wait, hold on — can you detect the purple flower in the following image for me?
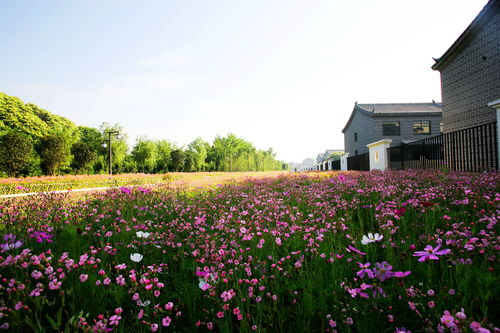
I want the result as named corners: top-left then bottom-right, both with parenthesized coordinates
top-left (356, 262), bottom-right (375, 279)
top-left (374, 262), bottom-right (393, 281)
top-left (0, 234), bottom-right (24, 252)
top-left (413, 244), bottom-right (451, 262)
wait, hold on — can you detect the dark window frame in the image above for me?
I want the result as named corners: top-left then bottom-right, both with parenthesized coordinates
top-left (354, 132), bottom-right (358, 142)
top-left (382, 121), bottom-right (401, 136)
top-left (413, 121), bottom-right (431, 135)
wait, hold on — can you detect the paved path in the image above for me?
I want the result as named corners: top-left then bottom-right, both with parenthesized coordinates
top-left (0, 184), bottom-right (155, 199)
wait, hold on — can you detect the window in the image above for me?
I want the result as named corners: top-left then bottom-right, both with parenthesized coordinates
top-left (382, 121), bottom-right (400, 135)
top-left (354, 132), bottom-right (358, 142)
top-left (440, 121), bottom-right (443, 134)
top-left (355, 150), bottom-right (358, 156)
top-left (413, 121), bottom-right (430, 135)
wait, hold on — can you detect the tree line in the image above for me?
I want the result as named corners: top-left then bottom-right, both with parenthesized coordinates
top-left (0, 92), bottom-right (287, 177)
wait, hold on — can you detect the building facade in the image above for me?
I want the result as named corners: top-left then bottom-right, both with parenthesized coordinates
top-left (432, 0), bottom-right (499, 133)
top-left (342, 103), bottom-right (442, 156)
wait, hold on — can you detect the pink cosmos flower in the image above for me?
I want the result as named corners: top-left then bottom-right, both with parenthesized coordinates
top-left (413, 244), bottom-right (451, 262)
top-left (79, 274), bottom-right (88, 282)
top-left (150, 323), bottom-right (158, 332)
top-left (440, 311), bottom-right (456, 328)
top-left (346, 245), bottom-right (365, 255)
top-left (455, 308), bottom-right (466, 320)
top-left (162, 316), bottom-right (171, 327)
top-left (109, 315), bottom-right (121, 325)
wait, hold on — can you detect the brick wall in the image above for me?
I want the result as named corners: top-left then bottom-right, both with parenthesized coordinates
top-left (343, 111), bottom-right (376, 155)
top-left (440, 10), bottom-right (500, 133)
top-left (373, 114), bottom-right (443, 146)
top-left (344, 112), bottom-right (442, 155)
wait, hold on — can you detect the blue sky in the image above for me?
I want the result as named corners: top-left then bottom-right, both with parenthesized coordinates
top-left (0, 0), bottom-right (488, 162)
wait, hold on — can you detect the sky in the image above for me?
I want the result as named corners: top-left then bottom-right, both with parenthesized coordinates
top-left (0, 0), bottom-right (488, 163)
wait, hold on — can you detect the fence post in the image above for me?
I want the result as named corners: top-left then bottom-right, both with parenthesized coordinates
top-left (340, 153), bottom-right (349, 171)
top-left (366, 139), bottom-right (392, 171)
top-left (487, 99), bottom-right (500, 169)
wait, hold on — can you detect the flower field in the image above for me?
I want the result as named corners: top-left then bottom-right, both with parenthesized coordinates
top-left (0, 172), bottom-right (287, 196)
top-left (0, 170), bottom-right (498, 332)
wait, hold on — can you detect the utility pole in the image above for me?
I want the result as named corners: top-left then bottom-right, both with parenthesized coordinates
top-left (102, 130), bottom-right (120, 176)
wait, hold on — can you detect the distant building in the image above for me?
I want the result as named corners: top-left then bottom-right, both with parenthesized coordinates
top-left (342, 102), bottom-right (442, 156)
top-left (316, 149), bottom-right (343, 170)
top-left (290, 158), bottom-right (316, 172)
top-left (432, 0), bottom-right (499, 133)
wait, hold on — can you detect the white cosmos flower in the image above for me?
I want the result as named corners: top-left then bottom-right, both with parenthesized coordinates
top-left (130, 253), bottom-right (144, 262)
top-left (136, 231), bottom-right (150, 238)
top-left (361, 233), bottom-right (383, 245)
top-left (198, 278), bottom-right (210, 291)
top-left (137, 300), bottom-right (151, 307)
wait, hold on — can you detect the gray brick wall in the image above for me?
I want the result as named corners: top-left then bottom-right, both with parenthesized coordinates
top-left (373, 115), bottom-right (443, 146)
top-left (344, 113), bottom-right (442, 155)
top-left (439, 10), bottom-right (500, 133)
top-left (343, 111), bottom-right (376, 155)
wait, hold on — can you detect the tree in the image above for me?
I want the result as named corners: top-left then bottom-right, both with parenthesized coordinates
top-left (40, 134), bottom-right (70, 175)
top-left (187, 137), bottom-right (209, 172)
top-left (170, 149), bottom-right (186, 172)
top-left (155, 140), bottom-right (175, 173)
top-left (131, 137), bottom-right (157, 173)
top-left (0, 131), bottom-right (34, 177)
top-left (71, 142), bottom-right (98, 174)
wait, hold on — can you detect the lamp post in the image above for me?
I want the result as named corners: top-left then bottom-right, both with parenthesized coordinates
top-left (102, 130), bottom-right (120, 176)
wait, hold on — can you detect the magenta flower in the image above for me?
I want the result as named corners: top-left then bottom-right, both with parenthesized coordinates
top-left (394, 271), bottom-right (411, 278)
top-left (413, 244), bottom-right (451, 262)
top-left (30, 231), bottom-right (53, 243)
top-left (394, 207), bottom-right (406, 217)
top-left (120, 187), bottom-right (132, 194)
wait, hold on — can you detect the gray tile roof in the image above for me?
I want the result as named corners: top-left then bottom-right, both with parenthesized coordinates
top-left (357, 103), bottom-right (442, 114)
top-left (342, 102), bottom-right (442, 133)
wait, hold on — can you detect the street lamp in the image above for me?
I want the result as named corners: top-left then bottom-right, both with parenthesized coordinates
top-left (102, 130), bottom-right (120, 176)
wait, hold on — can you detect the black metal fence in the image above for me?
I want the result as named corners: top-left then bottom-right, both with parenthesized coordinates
top-left (331, 160), bottom-right (341, 170)
top-left (347, 152), bottom-right (370, 171)
top-left (388, 122), bottom-right (498, 172)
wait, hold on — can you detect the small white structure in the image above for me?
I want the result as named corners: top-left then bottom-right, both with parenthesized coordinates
top-left (366, 139), bottom-right (392, 171)
top-left (487, 99), bottom-right (500, 168)
top-left (340, 153), bottom-right (349, 171)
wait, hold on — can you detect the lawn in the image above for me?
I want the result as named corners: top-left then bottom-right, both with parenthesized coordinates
top-left (0, 170), bottom-right (498, 332)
